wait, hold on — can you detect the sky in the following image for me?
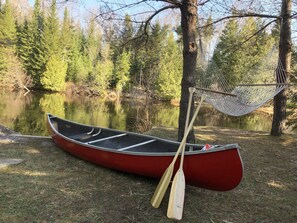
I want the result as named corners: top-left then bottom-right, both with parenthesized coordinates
top-left (25, 0), bottom-right (295, 45)
top-left (26, 0), bottom-right (180, 28)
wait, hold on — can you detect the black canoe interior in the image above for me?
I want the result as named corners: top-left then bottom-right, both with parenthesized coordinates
top-left (49, 115), bottom-right (203, 153)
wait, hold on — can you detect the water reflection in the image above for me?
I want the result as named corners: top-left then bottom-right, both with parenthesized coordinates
top-left (0, 91), bottom-right (275, 136)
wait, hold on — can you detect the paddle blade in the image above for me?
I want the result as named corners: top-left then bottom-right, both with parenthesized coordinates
top-left (167, 169), bottom-right (186, 220)
top-left (150, 164), bottom-right (174, 208)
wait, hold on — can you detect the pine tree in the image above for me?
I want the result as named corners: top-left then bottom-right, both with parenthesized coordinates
top-left (0, 47), bottom-right (7, 77)
top-left (17, 20), bottom-right (33, 72)
top-left (0, 0), bottom-right (17, 84)
top-left (212, 18), bottom-right (240, 85)
top-left (114, 50), bottom-right (131, 94)
top-left (212, 17), bottom-right (275, 86)
top-left (66, 24), bottom-right (82, 82)
top-left (121, 14), bottom-right (133, 51)
top-left (82, 18), bottom-right (101, 84)
top-left (129, 23), bottom-right (146, 85)
top-left (44, 0), bottom-right (60, 58)
top-left (73, 29), bottom-right (91, 83)
top-left (156, 32), bottom-right (182, 99)
top-left (93, 43), bottom-right (113, 94)
top-left (29, 0), bottom-right (47, 87)
top-left (40, 54), bottom-right (67, 91)
top-left (144, 22), bottom-right (168, 90)
top-left (40, 0), bottom-right (67, 90)
top-left (86, 18), bottom-right (100, 66)
top-left (204, 16), bottom-right (214, 40)
top-left (60, 7), bottom-right (73, 61)
top-left (0, 0), bottom-right (16, 45)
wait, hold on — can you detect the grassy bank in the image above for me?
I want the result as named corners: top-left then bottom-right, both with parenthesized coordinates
top-left (0, 127), bottom-right (296, 222)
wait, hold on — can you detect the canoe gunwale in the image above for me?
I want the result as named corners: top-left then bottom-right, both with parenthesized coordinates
top-left (47, 113), bottom-right (240, 157)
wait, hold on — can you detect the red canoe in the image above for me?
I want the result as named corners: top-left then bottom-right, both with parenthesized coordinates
top-left (46, 113), bottom-right (243, 191)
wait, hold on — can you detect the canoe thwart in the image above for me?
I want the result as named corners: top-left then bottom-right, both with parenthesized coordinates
top-left (87, 133), bottom-right (127, 144)
top-left (118, 139), bottom-right (156, 151)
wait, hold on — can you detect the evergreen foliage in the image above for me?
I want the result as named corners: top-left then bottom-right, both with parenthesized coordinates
top-left (93, 43), bottom-right (113, 93)
top-left (129, 22), bottom-right (169, 92)
top-left (60, 8), bottom-right (73, 61)
top-left (0, 0), bottom-right (16, 45)
top-left (114, 50), bottom-right (131, 94)
top-left (0, 47), bottom-right (7, 78)
top-left (29, 0), bottom-right (47, 87)
top-left (212, 17), bottom-right (275, 86)
top-left (0, 1), bottom-right (286, 100)
top-left (17, 20), bottom-right (33, 71)
top-left (156, 33), bottom-right (183, 99)
top-left (0, 0), bottom-right (19, 85)
top-left (44, 0), bottom-right (60, 58)
top-left (40, 54), bottom-right (68, 91)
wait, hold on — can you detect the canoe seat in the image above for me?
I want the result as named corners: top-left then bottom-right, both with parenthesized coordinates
top-left (71, 128), bottom-right (101, 141)
top-left (86, 133), bottom-right (127, 144)
top-left (117, 139), bottom-right (156, 151)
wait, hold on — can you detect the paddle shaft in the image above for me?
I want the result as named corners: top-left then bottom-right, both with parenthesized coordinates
top-left (170, 95), bottom-right (206, 165)
top-left (180, 87), bottom-right (195, 167)
top-left (150, 93), bottom-right (205, 209)
top-left (166, 95), bottom-right (206, 220)
top-left (166, 88), bottom-right (196, 220)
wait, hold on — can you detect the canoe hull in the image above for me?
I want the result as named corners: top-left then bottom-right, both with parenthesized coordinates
top-left (47, 114), bottom-right (243, 191)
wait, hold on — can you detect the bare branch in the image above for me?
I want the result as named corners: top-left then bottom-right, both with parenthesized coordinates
top-left (119, 4), bottom-right (179, 48)
top-left (93, 0), bottom-right (149, 20)
top-left (198, 0), bottom-right (211, 7)
top-left (239, 19), bottom-right (278, 46)
top-left (161, 0), bottom-right (182, 6)
top-left (199, 13), bottom-right (281, 29)
top-left (143, 5), bottom-right (180, 33)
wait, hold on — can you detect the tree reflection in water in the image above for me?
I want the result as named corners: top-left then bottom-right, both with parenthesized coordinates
top-left (0, 91), bottom-right (275, 136)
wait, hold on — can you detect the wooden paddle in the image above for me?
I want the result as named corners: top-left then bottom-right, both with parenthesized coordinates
top-left (150, 91), bottom-right (204, 209)
top-left (167, 95), bottom-right (206, 220)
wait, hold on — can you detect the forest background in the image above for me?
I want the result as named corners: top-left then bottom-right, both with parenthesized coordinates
top-left (0, 0), bottom-right (296, 104)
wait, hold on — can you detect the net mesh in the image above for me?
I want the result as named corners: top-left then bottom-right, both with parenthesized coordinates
top-left (195, 43), bottom-right (288, 116)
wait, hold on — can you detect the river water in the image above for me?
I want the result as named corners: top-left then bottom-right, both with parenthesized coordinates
top-left (0, 90), bottom-right (274, 136)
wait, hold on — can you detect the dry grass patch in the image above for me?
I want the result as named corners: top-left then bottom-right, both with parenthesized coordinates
top-left (0, 127), bottom-right (296, 223)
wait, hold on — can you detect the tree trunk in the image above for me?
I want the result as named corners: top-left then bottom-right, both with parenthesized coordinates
top-left (271, 0), bottom-right (292, 136)
top-left (178, 0), bottom-right (198, 142)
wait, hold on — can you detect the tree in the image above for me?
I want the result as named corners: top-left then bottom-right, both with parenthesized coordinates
top-left (0, 0), bottom-right (19, 87)
top-left (114, 50), bottom-right (131, 95)
top-left (271, 0), bottom-right (292, 135)
top-left (40, 54), bottom-right (68, 91)
top-left (17, 20), bottom-right (33, 71)
top-left (0, 0), bottom-right (16, 45)
top-left (40, 0), bottom-right (68, 91)
top-left (178, 0), bottom-right (198, 141)
top-left (93, 43), bottom-right (113, 94)
top-left (156, 32), bottom-right (183, 99)
top-left (91, 0), bottom-right (199, 141)
top-left (213, 17), bottom-right (275, 86)
top-left (143, 22), bottom-right (169, 93)
top-left (60, 7), bottom-right (73, 61)
top-left (121, 14), bottom-right (134, 50)
top-left (86, 18), bottom-right (100, 66)
top-left (0, 47), bottom-right (6, 77)
top-left (198, 0), bottom-right (292, 136)
top-left (28, 0), bottom-right (47, 87)
top-left (65, 24), bottom-right (90, 83)
top-left (44, 0), bottom-right (60, 58)
top-left (212, 18), bottom-right (240, 85)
